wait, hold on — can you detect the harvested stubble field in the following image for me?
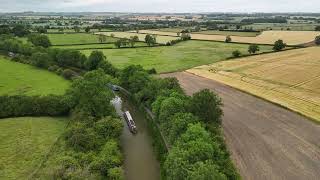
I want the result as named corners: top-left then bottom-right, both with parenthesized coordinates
top-left (138, 30), bottom-right (320, 45)
top-left (187, 47), bottom-right (320, 121)
top-left (0, 56), bottom-right (70, 96)
top-left (95, 31), bottom-right (179, 44)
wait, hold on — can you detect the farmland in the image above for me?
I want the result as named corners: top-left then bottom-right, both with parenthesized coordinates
top-left (47, 33), bottom-right (118, 45)
top-left (95, 31), bottom-right (179, 44)
top-left (0, 56), bottom-right (70, 96)
top-left (187, 47), bottom-right (320, 121)
top-left (196, 30), bottom-right (260, 37)
top-left (0, 117), bottom-right (66, 180)
top-left (137, 30), bottom-right (320, 45)
top-left (81, 40), bottom-right (274, 73)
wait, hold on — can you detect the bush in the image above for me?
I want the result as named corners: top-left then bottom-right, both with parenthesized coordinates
top-left (232, 50), bottom-right (241, 58)
top-left (273, 39), bottom-right (286, 51)
top-left (48, 65), bottom-right (59, 72)
top-left (0, 95), bottom-right (70, 118)
top-left (248, 44), bottom-right (260, 54)
top-left (30, 52), bottom-right (52, 68)
top-left (315, 36), bottom-right (320, 45)
top-left (225, 36), bottom-right (232, 43)
top-left (147, 68), bottom-right (157, 74)
top-left (62, 69), bottom-right (77, 80)
top-left (56, 68), bottom-right (63, 75)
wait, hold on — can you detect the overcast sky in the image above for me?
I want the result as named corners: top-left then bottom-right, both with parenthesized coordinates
top-left (0, 0), bottom-right (319, 13)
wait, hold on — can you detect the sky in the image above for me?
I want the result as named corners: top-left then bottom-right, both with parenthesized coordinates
top-left (0, 0), bottom-right (319, 13)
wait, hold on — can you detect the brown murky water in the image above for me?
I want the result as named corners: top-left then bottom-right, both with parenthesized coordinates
top-left (112, 95), bottom-right (160, 180)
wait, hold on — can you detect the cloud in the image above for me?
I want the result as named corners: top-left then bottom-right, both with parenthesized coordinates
top-left (0, 0), bottom-right (319, 12)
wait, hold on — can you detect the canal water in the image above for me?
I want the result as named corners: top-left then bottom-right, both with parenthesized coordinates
top-left (111, 95), bottom-right (160, 180)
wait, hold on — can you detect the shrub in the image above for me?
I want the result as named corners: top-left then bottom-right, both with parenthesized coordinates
top-left (48, 65), bottom-right (59, 72)
top-left (62, 69), bottom-right (77, 80)
top-left (273, 39), bottom-right (286, 51)
top-left (147, 68), bottom-right (157, 74)
top-left (56, 68), bottom-right (63, 75)
top-left (225, 36), bottom-right (232, 43)
top-left (248, 44), bottom-right (260, 54)
top-left (232, 50), bottom-right (241, 58)
top-left (315, 36), bottom-right (320, 45)
top-left (0, 95), bottom-right (70, 118)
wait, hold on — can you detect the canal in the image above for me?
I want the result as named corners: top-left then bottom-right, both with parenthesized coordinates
top-left (112, 95), bottom-right (160, 180)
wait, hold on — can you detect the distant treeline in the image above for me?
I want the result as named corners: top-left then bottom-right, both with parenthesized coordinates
top-left (241, 17), bottom-right (288, 24)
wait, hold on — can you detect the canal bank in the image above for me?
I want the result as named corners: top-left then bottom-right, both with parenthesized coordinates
top-left (112, 95), bottom-right (160, 180)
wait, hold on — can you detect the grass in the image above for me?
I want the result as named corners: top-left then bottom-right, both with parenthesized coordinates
top-left (0, 56), bottom-right (70, 96)
top-left (81, 40), bottom-right (274, 73)
top-left (47, 33), bottom-right (119, 45)
top-left (52, 42), bottom-right (148, 50)
top-left (0, 117), bottom-right (67, 179)
top-left (188, 47), bottom-right (320, 122)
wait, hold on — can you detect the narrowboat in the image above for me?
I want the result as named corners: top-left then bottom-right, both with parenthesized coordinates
top-left (123, 111), bottom-right (137, 134)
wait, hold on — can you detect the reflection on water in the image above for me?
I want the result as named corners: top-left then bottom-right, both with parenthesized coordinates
top-left (112, 95), bottom-right (160, 180)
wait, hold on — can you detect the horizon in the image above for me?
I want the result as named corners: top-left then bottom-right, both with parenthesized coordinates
top-left (0, 0), bottom-right (319, 13)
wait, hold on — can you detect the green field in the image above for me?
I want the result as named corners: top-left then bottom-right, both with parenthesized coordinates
top-left (53, 42), bottom-right (148, 50)
top-left (82, 40), bottom-right (274, 73)
top-left (0, 117), bottom-right (66, 180)
top-left (196, 30), bottom-right (260, 37)
top-left (47, 33), bottom-right (119, 45)
top-left (0, 56), bottom-right (70, 96)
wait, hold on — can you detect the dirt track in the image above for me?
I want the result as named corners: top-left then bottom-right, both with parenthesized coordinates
top-left (161, 72), bottom-right (320, 180)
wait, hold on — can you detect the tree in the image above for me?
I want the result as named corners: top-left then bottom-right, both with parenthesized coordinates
top-left (145, 34), bottom-right (157, 46)
top-left (56, 49), bottom-right (87, 68)
top-left (74, 26), bottom-right (80, 33)
top-left (273, 39), bottom-right (286, 51)
top-left (188, 161), bottom-right (227, 180)
top-left (181, 33), bottom-right (191, 41)
top-left (98, 34), bottom-right (107, 43)
top-left (129, 35), bottom-right (139, 47)
top-left (0, 25), bottom-right (11, 34)
top-left (315, 36), bottom-right (320, 45)
top-left (225, 36), bottom-right (232, 43)
top-left (30, 52), bottom-right (52, 68)
top-left (232, 50), bottom-right (241, 58)
top-left (66, 69), bottom-right (115, 118)
top-left (12, 25), bottom-right (30, 37)
top-left (190, 89), bottom-right (223, 125)
top-left (177, 32), bottom-right (181, 37)
top-left (115, 38), bottom-right (128, 48)
top-left (248, 44), bottom-right (260, 54)
top-left (94, 117), bottom-right (123, 139)
top-left (98, 60), bottom-right (118, 77)
top-left (85, 51), bottom-right (105, 70)
top-left (315, 26), bottom-right (320, 31)
top-left (28, 34), bottom-right (51, 48)
top-left (62, 69), bottom-right (77, 80)
top-left (85, 26), bottom-right (91, 33)
top-left (165, 113), bottom-right (198, 144)
top-left (35, 26), bottom-right (47, 33)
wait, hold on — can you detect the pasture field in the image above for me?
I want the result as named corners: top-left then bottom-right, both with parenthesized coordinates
top-left (47, 33), bottom-right (118, 45)
top-left (52, 41), bottom-right (148, 50)
top-left (0, 56), bottom-right (70, 96)
top-left (137, 30), bottom-right (320, 45)
top-left (0, 117), bottom-right (66, 179)
top-left (95, 31), bottom-right (179, 44)
top-left (187, 47), bottom-right (320, 121)
top-left (81, 40), bottom-right (273, 73)
top-left (46, 28), bottom-right (112, 33)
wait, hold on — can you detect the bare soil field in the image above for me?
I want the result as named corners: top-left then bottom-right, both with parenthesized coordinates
top-left (161, 72), bottom-right (320, 180)
top-left (138, 30), bottom-right (320, 45)
top-left (95, 31), bottom-right (179, 44)
top-left (187, 47), bottom-right (320, 121)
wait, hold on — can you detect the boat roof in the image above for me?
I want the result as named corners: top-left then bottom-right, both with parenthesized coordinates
top-left (124, 111), bottom-right (133, 121)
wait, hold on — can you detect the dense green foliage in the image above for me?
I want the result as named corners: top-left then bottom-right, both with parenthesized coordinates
top-left (0, 95), bottom-right (70, 118)
top-left (273, 39), bottom-right (286, 51)
top-left (248, 44), bottom-right (260, 54)
top-left (28, 34), bottom-right (52, 48)
top-left (118, 64), bottom-right (240, 180)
